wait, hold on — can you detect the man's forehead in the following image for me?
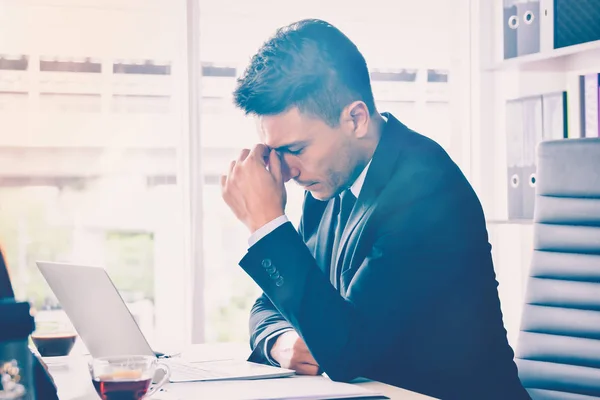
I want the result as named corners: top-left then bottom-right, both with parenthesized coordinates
top-left (254, 116), bottom-right (271, 145)
top-left (256, 113), bottom-right (303, 148)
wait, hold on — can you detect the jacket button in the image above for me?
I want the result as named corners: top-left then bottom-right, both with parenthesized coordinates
top-left (275, 276), bottom-right (284, 287)
top-left (265, 265), bottom-right (276, 274)
top-left (261, 259), bottom-right (272, 269)
top-left (269, 271), bottom-right (280, 280)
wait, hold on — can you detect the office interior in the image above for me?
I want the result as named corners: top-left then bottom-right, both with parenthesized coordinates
top-left (0, 0), bottom-right (599, 398)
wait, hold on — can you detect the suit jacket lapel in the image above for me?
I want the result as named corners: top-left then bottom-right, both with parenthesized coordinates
top-left (333, 113), bottom-right (409, 279)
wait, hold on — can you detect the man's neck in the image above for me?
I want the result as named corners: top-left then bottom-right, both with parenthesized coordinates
top-left (345, 112), bottom-right (385, 195)
top-left (358, 112), bottom-right (385, 171)
top-left (365, 112), bottom-right (385, 159)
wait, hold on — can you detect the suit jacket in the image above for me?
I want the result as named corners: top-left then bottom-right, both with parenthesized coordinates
top-left (241, 113), bottom-right (530, 400)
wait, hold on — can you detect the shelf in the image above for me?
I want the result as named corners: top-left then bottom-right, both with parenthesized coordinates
top-left (483, 40), bottom-right (600, 72)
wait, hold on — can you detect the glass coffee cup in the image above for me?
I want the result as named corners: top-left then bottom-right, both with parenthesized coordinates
top-left (31, 320), bottom-right (77, 357)
top-left (89, 355), bottom-right (170, 400)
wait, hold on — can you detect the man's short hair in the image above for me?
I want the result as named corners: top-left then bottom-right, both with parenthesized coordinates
top-left (233, 19), bottom-right (376, 127)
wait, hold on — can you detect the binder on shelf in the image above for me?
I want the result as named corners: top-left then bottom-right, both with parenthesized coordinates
top-left (521, 96), bottom-right (543, 220)
top-left (580, 73), bottom-right (600, 138)
top-left (503, 1), bottom-right (518, 59)
top-left (506, 98), bottom-right (525, 219)
top-left (540, 0), bottom-right (600, 50)
top-left (517, 0), bottom-right (541, 56)
top-left (505, 93), bottom-right (558, 220)
top-left (542, 91), bottom-right (568, 140)
top-left (503, 0), bottom-right (541, 59)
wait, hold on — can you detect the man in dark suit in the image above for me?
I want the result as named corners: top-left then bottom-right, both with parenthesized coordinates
top-left (221, 19), bottom-right (530, 400)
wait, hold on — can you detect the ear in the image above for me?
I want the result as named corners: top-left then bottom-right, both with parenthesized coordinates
top-left (342, 101), bottom-right (370, 139)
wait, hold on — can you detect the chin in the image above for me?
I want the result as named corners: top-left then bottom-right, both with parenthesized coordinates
top-left (308, 188), bottom-right (334, 202)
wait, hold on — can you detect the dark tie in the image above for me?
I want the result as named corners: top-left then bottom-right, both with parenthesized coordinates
top-left (330, 189), bottom-right (356, 288)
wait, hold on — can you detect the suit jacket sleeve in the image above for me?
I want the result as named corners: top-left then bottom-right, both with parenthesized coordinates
top-left (246, 193), bottom-right (313, 364)
top-left (247, 292), bottom-right (294, 364)
top-left (239, 172), bottom-right (488, 382)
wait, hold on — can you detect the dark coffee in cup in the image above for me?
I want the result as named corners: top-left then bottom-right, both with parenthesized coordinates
top-left (92, 378), bottom-right (151, 400)
top-left (90, 356), bottom-right (169, 400)
top-left (93, 375), bottom-right (151, 400)
top-left (31, 333), bottom-right (76, 357)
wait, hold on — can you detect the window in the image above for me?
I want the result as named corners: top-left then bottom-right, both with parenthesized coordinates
top-left (0, 55), bottom-right (28, 71)
top-left (113, 60), bottom-right (171, 75)
top-left (40, 57), bottom-right (102, 73)
top-left (0, 0), bottom-right (472, 348)
top-left (0, 0), bottom-right (189, 350)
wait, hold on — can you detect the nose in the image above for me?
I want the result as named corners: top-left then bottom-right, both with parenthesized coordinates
top-left (280, 156), bottom-right (300, 183)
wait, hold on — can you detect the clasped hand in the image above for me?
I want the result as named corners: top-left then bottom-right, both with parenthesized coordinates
top-left (271, 330), bottom-right (321, 375)
top-left (221, 144), bottom-right (287, 233)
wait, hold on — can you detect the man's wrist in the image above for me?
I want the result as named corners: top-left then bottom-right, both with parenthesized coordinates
top-left (264, 328), bottom-right (294, 366)
top-left (249, 211), bottom-right (285, 233)
top-left (248, 215), bottom-right (289, 248)
top-left (270, 330), bottom-right (299, 362)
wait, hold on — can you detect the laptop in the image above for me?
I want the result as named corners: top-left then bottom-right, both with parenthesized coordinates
top-left (35, 261), bottom-right (295, 382)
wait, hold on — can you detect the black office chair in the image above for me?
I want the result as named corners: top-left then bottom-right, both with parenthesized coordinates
top-left (515, 138), bottom-right (600, 399)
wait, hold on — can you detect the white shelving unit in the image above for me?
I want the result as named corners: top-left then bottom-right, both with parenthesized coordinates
top-left (484, 39), bottom-right (600, 72)
top-left (469, 0), bottom-right (600, 347)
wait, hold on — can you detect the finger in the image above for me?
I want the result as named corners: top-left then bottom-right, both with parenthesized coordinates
top-left (248, 143), bottom-right (270, 165)
top-left (268, 150), bottom-right (283, 185)
top-left (228, 160), bottom-right (236, 176)
top-left (300, 352), bottom-right (318, 367)
top-left (237, 148), bottom-right (251, 163)
top-left (220, 174), bottom-right (227, 189)
top-left (306, 353), bottom-right (318, 365)
top-left (290, 350), bottom-right (318, 366)
top-left (293, 362), bottom-right (320, 376)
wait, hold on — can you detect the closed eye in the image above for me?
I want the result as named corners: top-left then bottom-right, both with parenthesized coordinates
top-left (274, 141), bottom-right (309, 156)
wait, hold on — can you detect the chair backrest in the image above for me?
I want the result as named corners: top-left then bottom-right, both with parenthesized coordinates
top-left (516, 138), bottom-right (600, 399)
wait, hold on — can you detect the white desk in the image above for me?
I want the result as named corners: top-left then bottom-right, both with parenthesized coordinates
top-left (47, 343), bottom-right (435, 400)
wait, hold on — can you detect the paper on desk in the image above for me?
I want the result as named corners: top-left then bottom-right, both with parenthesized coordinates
top-left (163, 375), bottom-right (385, 400)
